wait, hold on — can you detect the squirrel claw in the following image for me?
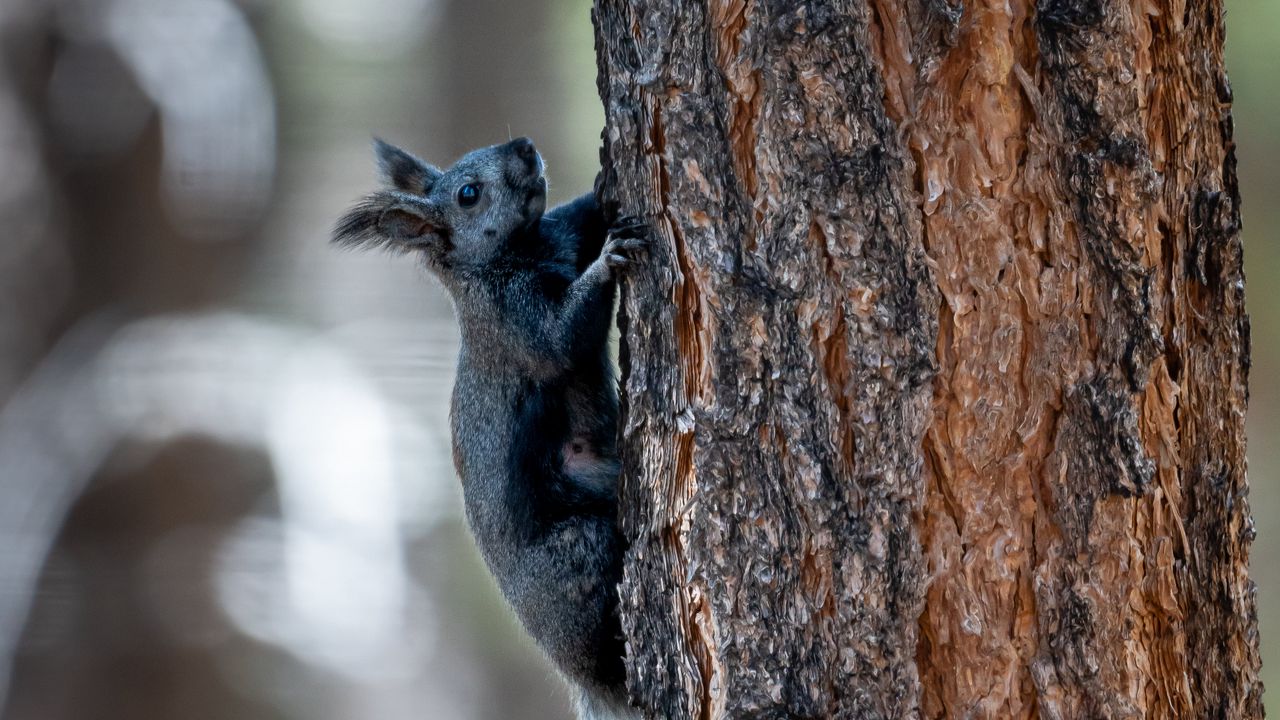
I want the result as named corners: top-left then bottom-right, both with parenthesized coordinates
top-left (588, 215), bottom-right (650, 278)
top-left (615, 238), bottom-right (648, 253)
top-left (608, 217), bottom-right (648, 240)
top-left (597, 221), bottom-right (649, 276)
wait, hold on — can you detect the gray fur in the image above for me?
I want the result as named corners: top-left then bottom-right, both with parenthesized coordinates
top-left (334, 138), bottom-right (642, 720)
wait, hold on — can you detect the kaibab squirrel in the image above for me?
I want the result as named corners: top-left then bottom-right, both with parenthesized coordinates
top-left (333, 138), bottom-right (643, 720)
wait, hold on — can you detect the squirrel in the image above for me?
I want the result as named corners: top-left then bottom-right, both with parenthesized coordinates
top-left (333, 137), bottom-right (644, 720)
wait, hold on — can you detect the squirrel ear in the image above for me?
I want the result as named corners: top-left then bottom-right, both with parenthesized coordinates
top-left (333, 191), bottom-right (441, 251)
top-left (378, 203), bottom-right (439, 240)
top-left (374, 138), bottom-right (442, 194)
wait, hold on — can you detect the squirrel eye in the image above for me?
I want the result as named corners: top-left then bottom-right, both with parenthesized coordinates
top-left (457, 183), bottom-right (482, 207)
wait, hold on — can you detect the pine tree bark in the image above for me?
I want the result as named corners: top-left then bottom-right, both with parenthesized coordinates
top-left (594, 0), bottom-right (1259, 718)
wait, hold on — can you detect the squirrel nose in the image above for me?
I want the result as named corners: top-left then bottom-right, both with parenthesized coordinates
top-left (511, 137), bottom-right (537, 161)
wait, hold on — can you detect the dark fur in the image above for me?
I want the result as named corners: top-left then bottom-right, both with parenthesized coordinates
top-left (334, 138), bottom-right (642, 719)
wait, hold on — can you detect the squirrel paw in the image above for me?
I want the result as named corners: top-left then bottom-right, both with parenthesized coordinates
top-left (600, 217), bottom-right (650, 273)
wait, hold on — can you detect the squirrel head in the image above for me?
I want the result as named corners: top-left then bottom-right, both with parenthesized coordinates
top-left (333, 137), bottom-right (547, 273)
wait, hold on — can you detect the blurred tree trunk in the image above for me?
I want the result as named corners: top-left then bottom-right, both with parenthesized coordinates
top-left (594, 0), bottom-right (1260, 717)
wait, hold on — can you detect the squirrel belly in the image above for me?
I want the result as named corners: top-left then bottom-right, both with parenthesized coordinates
top-left (449, 370), bottom-right (626, 695)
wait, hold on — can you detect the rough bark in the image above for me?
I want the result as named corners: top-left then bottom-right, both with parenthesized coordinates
top-left (594, 0), bottom-right (1259, 718)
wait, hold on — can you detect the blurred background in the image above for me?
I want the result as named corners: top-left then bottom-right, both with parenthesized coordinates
top-left (0, 0), bottom-right (602, 717)
top-left (0, 1), bottom-right (1274, 719)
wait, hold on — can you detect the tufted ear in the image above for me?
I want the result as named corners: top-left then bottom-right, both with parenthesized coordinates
top-left (374, 138), bottom-right (442, 195)
top-left (333, 191), bottom-right (444, 252)
top-left (378, 202), bottom-right (438, 241)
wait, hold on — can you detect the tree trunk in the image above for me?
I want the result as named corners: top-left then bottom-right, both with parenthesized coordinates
top-left (593, 0), bottom-right (1260, 717)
